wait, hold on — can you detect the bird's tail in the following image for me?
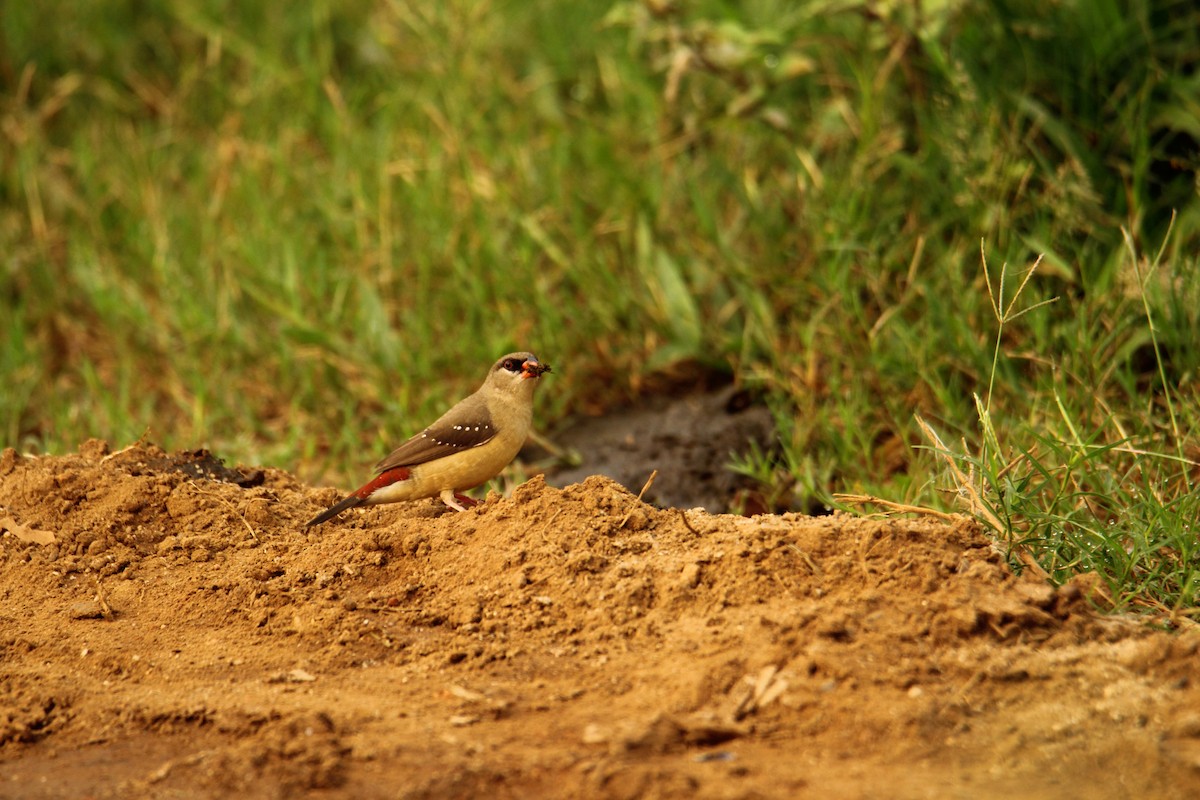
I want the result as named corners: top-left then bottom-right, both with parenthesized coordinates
top-left (305, 494), bottom-right (366, 527)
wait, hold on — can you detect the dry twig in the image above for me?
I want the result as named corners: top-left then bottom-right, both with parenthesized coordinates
top-left (833, 493), bottom-right (958, 521)
top-left (619, 469), bottom-right (658, 528)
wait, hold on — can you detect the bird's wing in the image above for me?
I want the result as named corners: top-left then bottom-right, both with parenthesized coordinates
top-left (373, 394), bottom-right (498, 473)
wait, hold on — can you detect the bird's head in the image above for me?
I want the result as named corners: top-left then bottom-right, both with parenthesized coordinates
top-left (488, 352), bottom-right (551, 395)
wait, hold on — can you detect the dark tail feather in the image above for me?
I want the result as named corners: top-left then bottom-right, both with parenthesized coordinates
top-left (306, 494), bottom-right (366, 527)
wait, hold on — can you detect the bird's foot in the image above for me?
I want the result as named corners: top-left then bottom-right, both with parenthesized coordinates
top-left (439, 489), bottom-right (480, 512)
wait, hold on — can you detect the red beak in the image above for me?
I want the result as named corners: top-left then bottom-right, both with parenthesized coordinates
top-left (522, 360), bottom-right (551, 379)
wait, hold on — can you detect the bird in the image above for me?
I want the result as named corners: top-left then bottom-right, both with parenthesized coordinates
top-left (306, 352), bottom-right (551, 527)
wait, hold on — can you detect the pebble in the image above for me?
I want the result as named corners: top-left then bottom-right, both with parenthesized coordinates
top-left (68, 600), bottom-right (104, 620)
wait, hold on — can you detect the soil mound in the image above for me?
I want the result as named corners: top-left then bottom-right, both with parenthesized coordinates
top-left (2, 441), bottom-right (1198, 798)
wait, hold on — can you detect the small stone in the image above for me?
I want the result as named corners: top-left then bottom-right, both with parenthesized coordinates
top-left (680, 563), bottom-right (702, 589)
top-left (623, 508), bottom-right (650, 531)
top-left (68, 601), bottom-right (104, 620)
top-left (582, 723), bottom-right (610, 744)
top-left (1015, 580), bottom-right (1056, 609)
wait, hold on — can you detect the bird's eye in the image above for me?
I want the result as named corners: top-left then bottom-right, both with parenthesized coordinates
top-left (502, 358), bottom-right (520, 372)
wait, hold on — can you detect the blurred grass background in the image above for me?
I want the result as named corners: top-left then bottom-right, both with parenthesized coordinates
top-left (2, 0), bottom-right (1198, 615)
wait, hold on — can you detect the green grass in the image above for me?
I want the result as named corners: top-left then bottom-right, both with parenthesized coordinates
top-left (2, 0), bottom-right (1198, 617)
top-left (917, 237), bottom-right (1197, 621)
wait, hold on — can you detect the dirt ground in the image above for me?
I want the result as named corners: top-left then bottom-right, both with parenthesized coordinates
top-left (2, 440), bottom-right (1199, 799)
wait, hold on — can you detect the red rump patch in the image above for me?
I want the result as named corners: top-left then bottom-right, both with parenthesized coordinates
top-left (352, 466), bottom-right (412, 499)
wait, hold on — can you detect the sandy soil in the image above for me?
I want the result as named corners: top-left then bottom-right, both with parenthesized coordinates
top-left (2, 440), bottom-right (1199, 799)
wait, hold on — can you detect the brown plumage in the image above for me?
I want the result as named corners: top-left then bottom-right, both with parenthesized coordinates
top-left (306, 352), bottom-right (550, 527)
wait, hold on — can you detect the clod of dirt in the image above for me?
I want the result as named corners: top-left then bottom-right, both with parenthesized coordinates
top-left (1, 441), bottom-right (1198, 799)
top-left (135, 445), bottom-right (266, 487)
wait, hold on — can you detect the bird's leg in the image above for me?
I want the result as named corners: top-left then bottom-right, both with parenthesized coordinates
top-left (439, 489), bottom-right (478, 512)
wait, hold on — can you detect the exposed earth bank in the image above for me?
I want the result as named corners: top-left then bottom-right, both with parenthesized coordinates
top-left (2, 441), bottom-right (1199, 799)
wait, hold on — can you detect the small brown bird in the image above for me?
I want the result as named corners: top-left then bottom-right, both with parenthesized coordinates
top-left (306, 352), bottom-right (551, 527)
